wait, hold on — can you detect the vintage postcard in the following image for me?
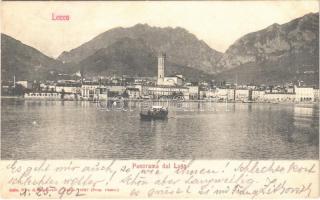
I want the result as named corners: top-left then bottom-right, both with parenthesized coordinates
top-left (0, 0), bottom-right (319, 199)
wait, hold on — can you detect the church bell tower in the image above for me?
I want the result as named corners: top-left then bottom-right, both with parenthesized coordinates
top-left (157, 52), bottom-right (165, 85)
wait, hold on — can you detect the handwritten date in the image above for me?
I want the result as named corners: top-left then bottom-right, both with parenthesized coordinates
top-left (19, 186), bottom-right (85, 199)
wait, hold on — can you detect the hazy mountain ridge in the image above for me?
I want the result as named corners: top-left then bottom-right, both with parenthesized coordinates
top-left (58, 24), bottom-right (223, 73)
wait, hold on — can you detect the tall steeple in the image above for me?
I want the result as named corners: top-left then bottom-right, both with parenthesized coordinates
top-left (157, 52), bottom-right (165, 85)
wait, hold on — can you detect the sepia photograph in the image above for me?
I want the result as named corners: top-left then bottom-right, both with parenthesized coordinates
top-left (1, 1), bottom-right (319, 160)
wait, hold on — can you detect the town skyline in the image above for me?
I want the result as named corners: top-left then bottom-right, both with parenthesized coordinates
top-left (1, 1), bottom-right (318, 58)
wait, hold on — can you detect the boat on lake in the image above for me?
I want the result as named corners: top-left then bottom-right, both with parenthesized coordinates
top-left (140, 105), bottom-right (168, 120)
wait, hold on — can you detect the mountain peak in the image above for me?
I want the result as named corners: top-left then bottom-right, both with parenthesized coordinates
top-left (57, 24), bottom-right (223, 73)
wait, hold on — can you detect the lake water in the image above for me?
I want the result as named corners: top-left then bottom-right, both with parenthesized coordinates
top-left (1, 98), bottom-right (319, 159)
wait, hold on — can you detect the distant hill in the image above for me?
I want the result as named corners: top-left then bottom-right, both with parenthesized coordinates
top-left (1, 34), bottom-right (66, 81)
top-left (79, 37), bottom-right (213, 81)
top-left (58, 24), bottom-right (223, 74)
top-left (215, 12), bottom-right (319, 85)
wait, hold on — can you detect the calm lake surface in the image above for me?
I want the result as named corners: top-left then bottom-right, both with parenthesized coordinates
top-left (1, 98), bottom-right (319, 159)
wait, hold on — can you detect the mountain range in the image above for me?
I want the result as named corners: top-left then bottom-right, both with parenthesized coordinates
top-left (1, 12), bottom-right (319, 85)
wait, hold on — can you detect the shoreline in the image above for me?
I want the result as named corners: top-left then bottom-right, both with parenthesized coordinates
top-left (1, 96), bottom-right (318, 105)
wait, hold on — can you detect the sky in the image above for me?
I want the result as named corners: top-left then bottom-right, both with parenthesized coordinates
top-left (1, 1), bottom-right (319, 58)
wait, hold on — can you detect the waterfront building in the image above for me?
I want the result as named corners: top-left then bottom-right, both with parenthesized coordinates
top-left (55, 83), bottom-right (81, 94)
top-left (25, 90), bottom-right (80, 100)
top-left (199, 88), bottom-right (216, 100)
top-left (24, 92), bottom-right (61, 100)
top-left (199, 88), bottom-right (235, 101)
top-left (105, 85), bottom-right (126, 95)
top-left (235, 89), bottom-right (250, 101)
top-left (252, 90), bottom-right (265, 102)
top-left (143, 85), bottom-right (189, 100)
top-left (294, 86), bottom-right (314, 102)
top-left (16, 81), bottom-right (32, 89)
top-left (81, 83), bottom-right (110, 101)
top-left (41, 84), bottom-right (56, 92)
top-left (94, 86), bottom-right (108, 101)
top-left (106, 85), bottom-right (126, 95)
top-left (81, 83), bottom-right (100, 100)
top-left (286, 87), bottom-right (294, 93)
top-left (263, 93), bottom-right (295, 102)
top-left (187, 86), bottom-right (199, 100)
top-left (214, 88), bottom-right (235, 101)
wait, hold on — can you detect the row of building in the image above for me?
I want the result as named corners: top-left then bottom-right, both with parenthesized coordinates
top-left (22, 81), bottom-right (319, 103)
top-left (6, 53), bottom-right (320, 103)
top-left (199, 86), bottom-right (319, 102)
